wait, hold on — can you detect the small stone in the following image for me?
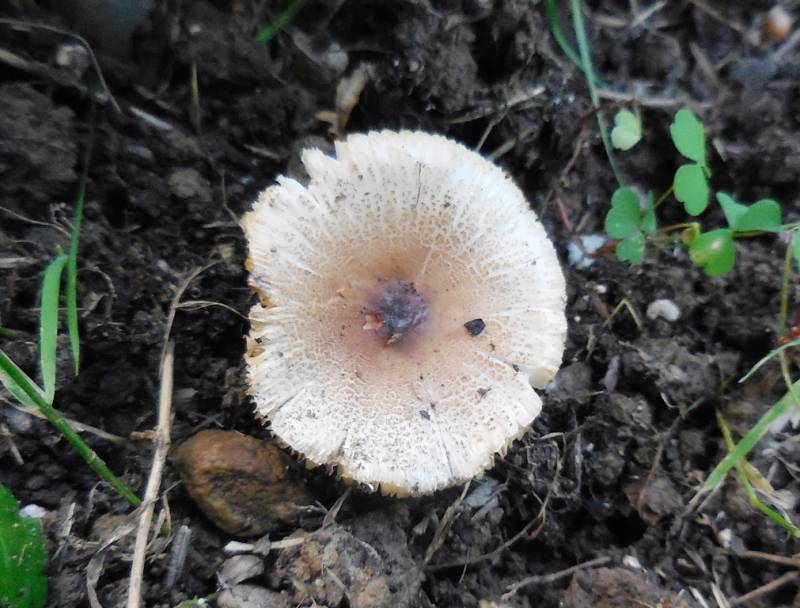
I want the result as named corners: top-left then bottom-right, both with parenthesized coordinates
top-left (19, 504), bottom-right (47, 519)
top-left (175, 430), bottom-right (313, 537)
top-left (168, 167), bottom-right (211, 202)
top-left (646, 299), bottom-right (680, 322)
top-left (217, 585), bottom-right (293, 608)
top-left (763, 5), bottom-right (792, 41)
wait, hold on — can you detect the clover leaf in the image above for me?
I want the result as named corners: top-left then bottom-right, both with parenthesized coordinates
top-left (717, 192), bottom-right (783, 233)
top-left (611, 109), bottom-right (642, 151)
top-left (616, 232), bottom-right (645, 264)
top-left (674, 163), bottom-right (709, 216)
top-left (604, 188), bottom-right (654, 264)
top-left (604, 187), bottom-right (641, 238)
top-left (670, 108), bottom-right (706, 166)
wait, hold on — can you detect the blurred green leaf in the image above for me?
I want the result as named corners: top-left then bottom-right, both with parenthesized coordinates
top-left (610, 109), bottom-right (641, 151)
top-left (674, 163), bottom-right (709, 216)
top-left (605, 187), bottom-right (641, 239)
top-left (670, 108), bottom-right (706, 165)
top-left (0, 484), bottom-right (47, 608)
top-left (689, 228), bottom-right (735, 276)
top-left (616, 232), bottom-right (645, 264)
top-left (794, 230), bottom-right (800, 271)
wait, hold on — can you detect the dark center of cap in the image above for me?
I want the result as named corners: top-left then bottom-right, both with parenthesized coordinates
top-left (364, 280), bottom-right (429, 345)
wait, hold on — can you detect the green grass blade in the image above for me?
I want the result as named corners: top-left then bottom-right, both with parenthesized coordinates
top-left (704, 378), bottom-right (800, 489)
top-left (718, 413), bottom-right (800, 537)
top-left (256, 0), bottom-right (307, 43)
top-left (40, 254), bottom-right (68, 405)
top-left (569, 0), bottom-right (623, 187)
top-left (0, 349), bottom-right (44, 408)
top-left (0, 347), bottom-right (140, 507)
top-left (740, 337), bottom-right (800, 383)
top-left (66, 120), bottom-right (94, 376)
top-left (544, 0), bottom-right (581, 69)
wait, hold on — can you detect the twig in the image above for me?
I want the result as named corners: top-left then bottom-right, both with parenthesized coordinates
top-left (126, 341), bottom-right (174, 608)
top-left (637, 415), bottom-right (681, 515)
top-left (1, 422), bottom-right (23, 465)
top-left (0, 18), bottom-right (120, 113)
top-left (424, 482), bottom-right (471, 564)
top-left (730, 570), bottom-right (800, 606)
top-left (502, 556), bottom-right (611, 599)
top-left (322, 487), bottom-right (352, 528)
top-left (737, 550), bottom-right (800, 569)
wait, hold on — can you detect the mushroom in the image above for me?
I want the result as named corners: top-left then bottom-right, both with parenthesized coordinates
top-left (242, 130), bottom-right (567, 495)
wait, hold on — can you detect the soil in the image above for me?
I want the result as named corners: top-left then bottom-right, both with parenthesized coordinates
top-left (1, 1), bottom-right (800, 607)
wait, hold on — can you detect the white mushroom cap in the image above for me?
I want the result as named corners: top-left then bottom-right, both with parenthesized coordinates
top-left (242, 130), bottom-right (567, 495)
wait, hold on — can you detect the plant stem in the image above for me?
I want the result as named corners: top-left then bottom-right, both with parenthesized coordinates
top-left (569, 0), bottom-right (624, 187)
top-left (779, 230), bottom-right (794, 336)
top-left (653, 185), bottom-right (673, 209)
top-left (0, 348), bottom-right (141, 507)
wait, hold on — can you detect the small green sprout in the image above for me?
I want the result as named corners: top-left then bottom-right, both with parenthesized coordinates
top-left (670, 109), bottom-right (710, 215)
top-left (0, 484), bottom-right (47, 608)
top-left (0, 125), bottom-right (140, 507)
top-left (600, 107), bottom-right (788, 278)
top-left (610, 109), bottom-right (641, 151)
top-left (604, 188), bottom-right (656, 264)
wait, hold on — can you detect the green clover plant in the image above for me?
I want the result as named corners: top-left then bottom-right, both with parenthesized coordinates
top-left (604, 107), bottom-right (798, 276)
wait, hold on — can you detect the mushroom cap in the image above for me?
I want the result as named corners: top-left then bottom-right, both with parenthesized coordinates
top-left (242, 130), bottom-right (567, 495)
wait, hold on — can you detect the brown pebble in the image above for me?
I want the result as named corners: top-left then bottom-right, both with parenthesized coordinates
top-left (763, 5), bottom-right (792, 41)
top-left (174, 430), bottom-right (313, 537)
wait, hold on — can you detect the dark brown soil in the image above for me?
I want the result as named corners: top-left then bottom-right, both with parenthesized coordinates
top-left (1, 1), bottom-right (800, 607)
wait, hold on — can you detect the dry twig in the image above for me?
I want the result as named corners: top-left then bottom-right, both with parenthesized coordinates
top-left (126, 341), bottom-right (174, 608)
top-left (731, 570), bottom-right (800, 606)
top-left (502, 556), bottom-right (612, 600)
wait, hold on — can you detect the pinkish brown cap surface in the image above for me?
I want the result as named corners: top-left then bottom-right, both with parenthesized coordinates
top-left (242, 130), bottom-right (566, 495)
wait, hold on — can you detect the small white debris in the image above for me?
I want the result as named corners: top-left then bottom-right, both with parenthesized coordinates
top-left (567, 234), bottom-right (607, 269)
top-left (55, 43), bottom-right (90, 74)
top-left (623, 554), bottom-right (643, 570)
top-left (646, 299), bottom-right (680, 322)
top-left (224, 541), bottom-right (254, 555)
top-left (20, 504), bottom-right (47, 519)
top-left (717, 528), bottom-right (733, 549)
